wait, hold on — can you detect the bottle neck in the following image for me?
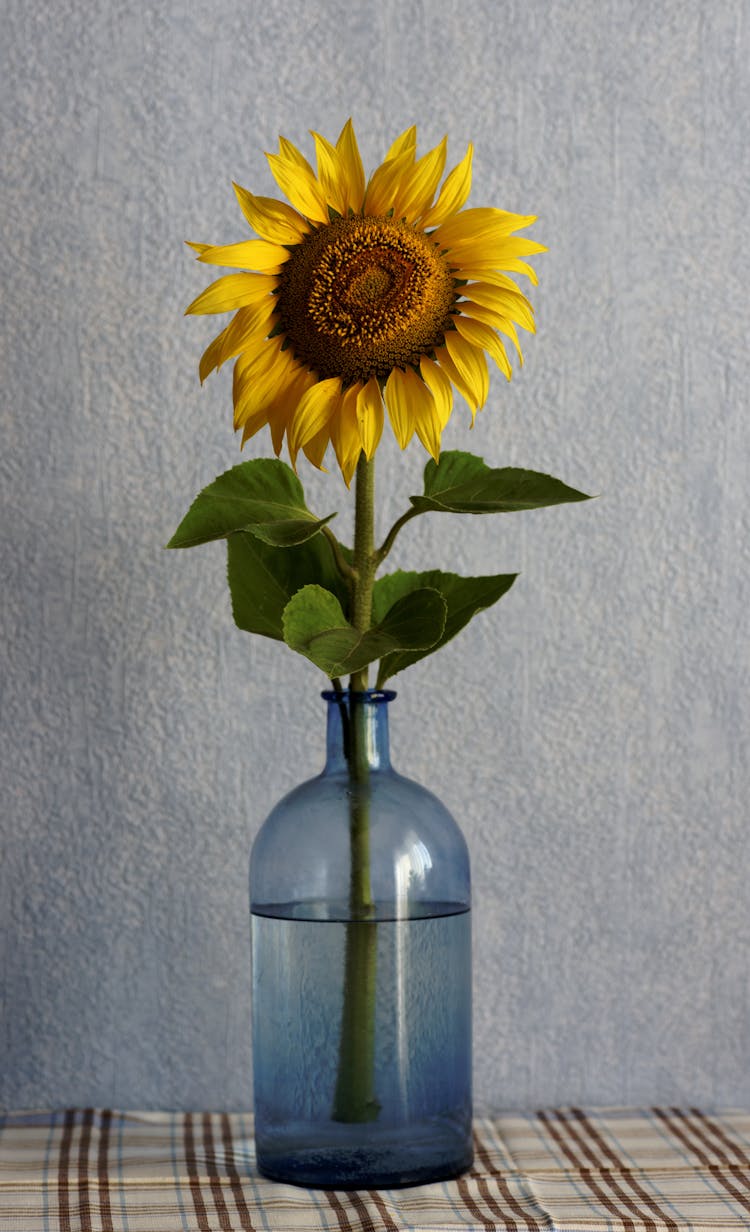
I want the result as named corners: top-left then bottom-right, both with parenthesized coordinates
top-left (323, 690), bottom-right (395, 774)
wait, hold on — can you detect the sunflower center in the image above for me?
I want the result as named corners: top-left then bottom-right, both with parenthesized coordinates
top-left (275, 216), bottom-right (457, 384)
top-left (348, 265), bottom-right (393, 305)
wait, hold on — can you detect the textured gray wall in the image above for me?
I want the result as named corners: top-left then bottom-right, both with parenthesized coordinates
top-left (2, 0), bottom-right (749, 1112)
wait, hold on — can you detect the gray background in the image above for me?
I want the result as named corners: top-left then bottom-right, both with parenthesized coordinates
top-left (2, 0), bottom-right (749, 1112)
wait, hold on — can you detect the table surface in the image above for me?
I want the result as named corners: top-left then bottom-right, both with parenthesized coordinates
top-left (1, 1107), bottom-right (750, 1231)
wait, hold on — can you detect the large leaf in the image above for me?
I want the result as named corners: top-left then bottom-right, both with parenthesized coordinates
top-left (282, 585), bottom-right (447, 679)
top-left (373, 568), bottom-right (517, 685)
top-left (167, 458), bottom-right (336, 548)
top-left (410, 451), bottom-right (591, 514)
top-left (227, 531), bottom-right (351, 640)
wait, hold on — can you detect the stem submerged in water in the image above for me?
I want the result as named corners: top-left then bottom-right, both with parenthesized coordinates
top-left (332, 453), bottom-right (381, 1124)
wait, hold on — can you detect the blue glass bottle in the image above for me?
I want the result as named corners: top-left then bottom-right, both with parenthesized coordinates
top-left (250, 689), bottom-right (472, 1189)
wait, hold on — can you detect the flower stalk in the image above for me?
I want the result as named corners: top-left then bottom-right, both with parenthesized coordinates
top-left (332, 452), bottom-right (381, 1123)
top-left (351, 452), bottom-right (377, 655)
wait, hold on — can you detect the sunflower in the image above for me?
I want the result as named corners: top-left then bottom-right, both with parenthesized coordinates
top-left (186, 121), bottom-right (544, 485)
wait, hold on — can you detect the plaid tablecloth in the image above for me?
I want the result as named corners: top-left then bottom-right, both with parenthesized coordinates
top-left (1, 1108), bottom-right (750, 1231)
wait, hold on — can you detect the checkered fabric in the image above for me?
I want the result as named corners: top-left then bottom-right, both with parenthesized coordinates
top-left (1, 1108), bottom-right (750, 1230)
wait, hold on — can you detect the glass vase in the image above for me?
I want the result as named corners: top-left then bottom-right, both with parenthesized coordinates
top-left (249, 689), bottom-right (472, 1189)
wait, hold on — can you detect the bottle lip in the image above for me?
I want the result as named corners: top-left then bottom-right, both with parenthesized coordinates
top-left (321, 688), bottom-right (397, 704)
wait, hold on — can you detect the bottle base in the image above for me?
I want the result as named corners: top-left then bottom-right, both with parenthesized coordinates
top-left (257, 1145), bottom-right (474, 1190)
top-left (256, 1115), bottom-right (473, 1189)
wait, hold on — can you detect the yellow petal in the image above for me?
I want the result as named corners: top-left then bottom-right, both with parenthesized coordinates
top-left (384, 368), bottom-right (415, 449)
top-left (339, 451), bottom-right (360, 488)
top-left (232, 345), bottom-right (255, 391)
top-left (302, 424), bottom-right (332, 470)
top-left (420, 143), bottom-right (473, 229)
top-left (450, 237), bottom-right (547, 267)
top-left (196, 240), bottom-right (289, 271)
top-left (312, 130), bottom-right (348, 215)
top-left (198, 322), bottom-right (232, 385)
top-left (441, 332), bottom-right (489, 416)
top-left (455, 315), bottom-right (512, 379)
top-left (392, 137), bottom-right (447, 223)
top-left (495, 318), bottom-right (524, 364)
top-left (233, 334), bottom-right (285, 402)
top-left (330, 383), bottom-right (363, 487)
top-left (419, 356), bottom-right (454, 428)
top-left (266, 151), bottom-right (329, 223)
top-left (287, 378), bottom-right (342, 461)
top-left (234, 368), bottom-right (277, 432)
top-left (199, 302), bottom-right (275, 382)
top-left (356, 377), bottom-right (384, 458)
top-left (493, 288), bottom-right (536, 332)
top-left (336, 118), bottom-right (366, 213)
top-left (239, 361), bottom-right (305, 447)
top-left (186, 272), bottom-right (278, 315)
top-left (278, 136), bottom-right (315, 176)
top-left (239, 404), bottom-right (274, 448)
top-left (221, 302), bottom-right (277, 369)
top-left (434, 208), bottom-right (538, 249)
top-left (459, 260), bottom-right (540, 286)
top-left (185, 241), bottom-right (211, 255)
top-left (268, 367), bottom-right (315, 456)
top-left (232, 183), bottom-right (311, 243)
top-left (463, 288), bottom-right (535, 333)
top-left (461, 277), bottom-right (525, 306)
top-left (241, 361), bottom-right (311, 451)
top-left (233, 342), bottom-right (293, 429)
top-left (457, 298), bottom-right (507, 330)
top-left (434, 351), bottom-right (477, 419)
top-left (363, 149), bottom-right (414, 216)
top-left (197, 271), bottom-right (277, 301)
top-left (403, 368), bottom-right (442, 460)
top-left (386, 125), bottom-right (417, 162)
top-left (458, 299), bottom-right (528, 360)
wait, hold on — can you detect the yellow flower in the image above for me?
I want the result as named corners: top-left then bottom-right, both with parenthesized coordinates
top-left (186, 121), bottom-right (544, 485)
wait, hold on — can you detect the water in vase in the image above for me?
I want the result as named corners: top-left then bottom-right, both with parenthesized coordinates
top-left (251, 900), bottom-right (472, 1188)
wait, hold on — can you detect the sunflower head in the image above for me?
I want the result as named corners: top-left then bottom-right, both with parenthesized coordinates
top-left (186, 121), bottom-right (544, 485)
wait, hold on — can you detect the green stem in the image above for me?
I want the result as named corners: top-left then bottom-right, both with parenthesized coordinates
top-left (375, 505), bottom-right (422, 567)
top-left (348, 453), bottom-right (377, 913)
top-left (322, 524), bottom-right (356, 594)
top-left (351, 452), bottom-right (377, 679)
top-left (332, 453), bottom-right (381, 1124)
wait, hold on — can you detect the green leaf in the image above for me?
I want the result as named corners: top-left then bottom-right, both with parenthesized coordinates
top-left (227, 531), bottom-right (350, 641)
top-left (410, 451), bottom-right (592, 514)
top-left (373, 568), bottom-right (517, 685)
top-left (282, 584), bottom-right (447, 679)
top-left (167, 458), bottom-right (336, 549)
